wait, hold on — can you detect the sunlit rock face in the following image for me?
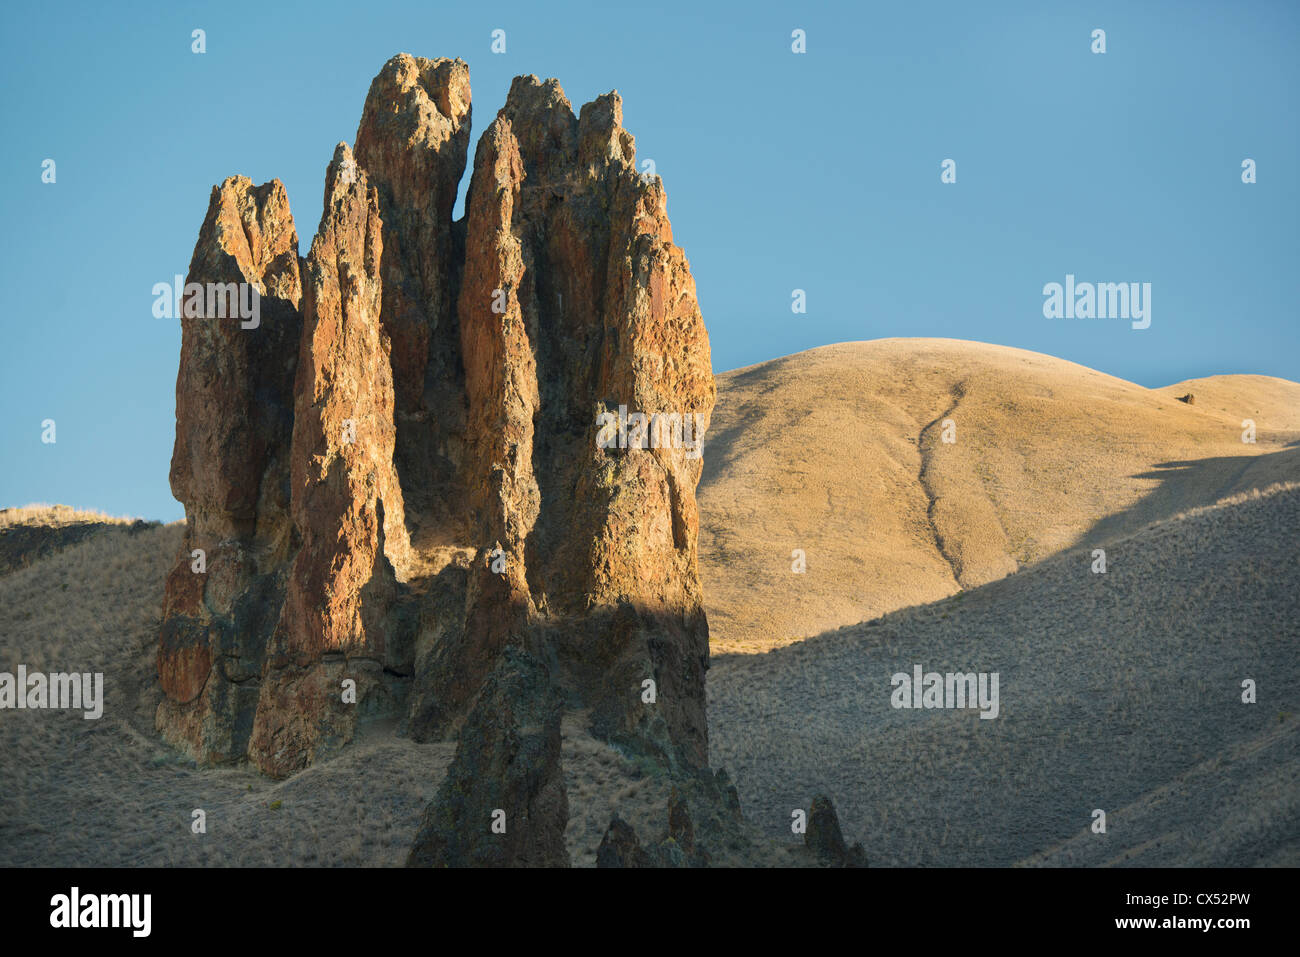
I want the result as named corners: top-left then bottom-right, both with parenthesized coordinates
top-left (158, 175), bottom-right (302, 765)
top-left (158, 55), bottom-right (715, 795)
top-left (248, 143), bottom-right (411, 778)
top-left (354, 55), bottom-right (473, 540)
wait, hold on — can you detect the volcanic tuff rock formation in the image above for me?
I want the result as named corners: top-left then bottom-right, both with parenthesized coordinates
top-left (410, 73), bottom-right (716, 771)
top-left (158, 51), bottom-right (716, 826)
top-left (354, 56), bottom-right (472, 532)
top-left (591, 787), bottom-right (714, 868)
top-left (247, 143), bottom-right (413, 776)
top-left (407, 647), bottom-right (569, 867)
top-left (805, 794), bottom-right (868, 867)
top-left (158, 176), bottom-right (302, 763)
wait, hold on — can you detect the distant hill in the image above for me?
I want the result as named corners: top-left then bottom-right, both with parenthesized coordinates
top-left (708, 480), bottom-right (1300, 865)
top-left (699, 339), bottom-right (1300, 653)
top-left (0, 504), bottom-right (153, 577)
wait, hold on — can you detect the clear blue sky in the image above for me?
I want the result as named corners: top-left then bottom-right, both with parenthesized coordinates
top-left (2, 0), bottom-right (1296, 521)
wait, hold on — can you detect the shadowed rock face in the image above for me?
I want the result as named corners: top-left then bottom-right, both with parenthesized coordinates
top-left (805, 794), bottom-right (867, 867)
top-left (157, 176), bottom-right (302, 764)
top-left (158, 55), bottom-right (715, 810)
top-left (407, 647), bottom-right (569, 867)
top-left (355, 55), bottom-right (473, 538)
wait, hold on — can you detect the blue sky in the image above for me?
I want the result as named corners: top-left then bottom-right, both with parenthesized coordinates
top-left (2, 0), bottom-right (1296, 521)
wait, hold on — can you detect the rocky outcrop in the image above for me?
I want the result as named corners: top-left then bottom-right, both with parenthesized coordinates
top-left (0, 514), bottom-right (156, 578)
top-left (593, 780), bottom-right (739, 868)
top-left (158, 55), bottom-right (715, 801)
top-left (407, 648), bottom-right (569, 867)
top-left (408, 77), bottom-right (716, 770)
top-left (248, 144), bottom-right (411, 777)
top-left (595, 816), bottom-right (653, 868)
top-left (805, 794), bottom-right (868, 867)
top-left (355, 55), bottom-right (473, 536)
top-left (157, 176), bottom-right (302, 764)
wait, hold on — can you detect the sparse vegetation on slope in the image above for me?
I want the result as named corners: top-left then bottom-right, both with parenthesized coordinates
top-left (700, 339), bottom-right (1300, 653)
top-left (708, 482), bottom-right (1300, 866)
top-left (0, 504), bottom-right (156, 577)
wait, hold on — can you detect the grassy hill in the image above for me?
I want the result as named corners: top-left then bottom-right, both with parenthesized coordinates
top-left (3, 338), bottom-right (1295, 867)
top-left (699, 339), bottom-right (1300, 653)
top-left (708, 480), bottom-right (1300, 866)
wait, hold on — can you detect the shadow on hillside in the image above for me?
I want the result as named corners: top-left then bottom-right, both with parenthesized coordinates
top-left (709, 568), bottom-right (995, 666)
top-left (698, 418), bottom-right (750, 493)
top-left (1075, 443), bottom-right (1300, 552)
top-left (705, 477), bottom-right (1300, 866)
top-left (707, 443), bottom-right (1300, 667)
top-left (699, 359), bottom-right (819, 494)
top-left (0, 520), bottom-right (159, 577)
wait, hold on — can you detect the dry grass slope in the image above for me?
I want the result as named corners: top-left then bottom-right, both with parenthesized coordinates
top-left (3, 338), bottom-right (1296, 867)
top-left (708, 481), bottom-right (1300, 866)
top-left (0, 504), bottom-right (151, 578)
top-left (0, 524), bottom-right (452, 866)
top-left (0, 504), bottom-right (140, 528)
top-left (700, 339), bottom-right (1300, 653)
top-left (0, 524), bottom-right (796, 866)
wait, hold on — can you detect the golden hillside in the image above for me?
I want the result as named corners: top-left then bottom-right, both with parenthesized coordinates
top-left (699, 339), bottom-right (1300, 653)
